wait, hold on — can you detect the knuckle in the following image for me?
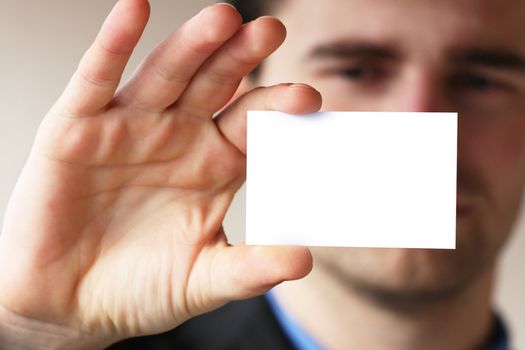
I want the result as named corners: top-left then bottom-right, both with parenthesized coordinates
top-left (79, 67), bottom-right (115, 88)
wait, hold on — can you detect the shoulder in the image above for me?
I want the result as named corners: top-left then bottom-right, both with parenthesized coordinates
top-left (107, 295), bottom-right (294, 350)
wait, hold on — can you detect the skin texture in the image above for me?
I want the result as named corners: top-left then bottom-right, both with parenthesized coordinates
top-left (259, 0), bottom-right (525, 300)
top-left (1, 0), bottom-right (524, 349)
top-left (253, 0), bottom-right (525, 348)
top-left (0, 2), bottom-right (321, 349)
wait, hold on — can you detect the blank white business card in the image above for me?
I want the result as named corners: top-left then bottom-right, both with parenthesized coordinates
top-left (246, 111), bottom-right (457, 249)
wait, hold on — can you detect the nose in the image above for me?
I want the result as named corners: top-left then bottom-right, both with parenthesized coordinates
top-left (385, 65), bottom-right (451, 113)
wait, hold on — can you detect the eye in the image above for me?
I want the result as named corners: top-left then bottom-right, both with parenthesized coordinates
top-left (451, 71), bottom-right (505, 93)
top-left (339, 66), bottom-right (375, 79)
top-left (330, 64), bottom-right (387, 84)
top-left (448, 70), bottom-right (519, 112)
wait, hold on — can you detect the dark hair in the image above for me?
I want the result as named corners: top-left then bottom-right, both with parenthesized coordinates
top-left (224, 0), bottom-right (277, 23)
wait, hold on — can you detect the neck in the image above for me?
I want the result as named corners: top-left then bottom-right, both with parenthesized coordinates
top-left (272, 261), bottom-right (495, 350)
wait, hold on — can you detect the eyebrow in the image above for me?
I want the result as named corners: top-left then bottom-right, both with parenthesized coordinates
top-left (306, 41), bottom-right (400, 61)
top-left (450, 48), bottom-right (525, 73)
top-left (306, 42), bottom-right (525, 76)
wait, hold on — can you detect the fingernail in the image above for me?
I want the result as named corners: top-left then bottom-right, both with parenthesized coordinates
top-left (288, 83), bottom-right (313, 90)
top-left (256, 15), bottom-right (279, 21)
top-left (200, 2), bottom-right (236, 16)
top-left (214, 2), bottom-right (237, 11)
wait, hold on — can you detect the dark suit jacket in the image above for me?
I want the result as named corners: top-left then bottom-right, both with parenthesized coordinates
top-left (107, 296), bottom-right (295, 350)
top-left (105, 296), bottom-right (510, 350)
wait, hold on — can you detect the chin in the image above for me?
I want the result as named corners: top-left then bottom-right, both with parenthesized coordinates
top-left (312, 221), bottom-right (498, 307)
top-left (312, 192), bottom-right (517, 307)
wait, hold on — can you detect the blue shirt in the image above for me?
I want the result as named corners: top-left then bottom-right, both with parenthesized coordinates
top-left (265, 291), bottom-right (509, 350)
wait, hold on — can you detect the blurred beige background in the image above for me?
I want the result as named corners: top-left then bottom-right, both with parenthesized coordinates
top-left (0, 0), bottom-right (523, 348)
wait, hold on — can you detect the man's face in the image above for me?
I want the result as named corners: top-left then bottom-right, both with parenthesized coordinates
top-left (257, 0), bottom-right (525, 302)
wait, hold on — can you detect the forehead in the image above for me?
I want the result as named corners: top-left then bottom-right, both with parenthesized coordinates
top-left (274, 0), bottom-right (525, 54)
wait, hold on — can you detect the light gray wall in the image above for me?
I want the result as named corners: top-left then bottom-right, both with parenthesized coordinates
top-left (1, 0), bottom-right (523, 348)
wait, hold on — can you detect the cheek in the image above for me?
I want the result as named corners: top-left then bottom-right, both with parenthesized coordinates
top-left (257, 49), bottom-right (307, 87)
top-left (459, 115), bottom-right (525, 202)
top-left (316, 85), bottom-right (379, 111)
top-left (461, 116), bottom-right (525, 168)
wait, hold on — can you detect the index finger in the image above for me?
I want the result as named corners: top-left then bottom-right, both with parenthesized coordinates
top-left (56, 0), bottom-right (150, 117)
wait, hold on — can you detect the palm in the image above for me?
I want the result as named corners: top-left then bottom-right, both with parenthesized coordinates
top-left (0, 0), bottom-right (319, 346)
top-left (30, 106), bottom-right (244, 334)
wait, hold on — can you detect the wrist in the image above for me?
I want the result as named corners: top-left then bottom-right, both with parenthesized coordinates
top-left (0, 304), bottom-right (112, 350)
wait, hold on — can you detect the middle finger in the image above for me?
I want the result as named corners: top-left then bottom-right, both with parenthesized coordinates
top-left (173, 16), bottom-right (287, 118)
top-left (116, 3), bottom-right (242, 113)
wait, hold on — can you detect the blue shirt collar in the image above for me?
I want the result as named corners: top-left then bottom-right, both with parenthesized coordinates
top-left (265, 291), bottom-right (509, 350)
top-left (265, 290), bottom-right (324, 350)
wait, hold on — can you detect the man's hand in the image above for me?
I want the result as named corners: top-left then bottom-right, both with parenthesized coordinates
top-left (0, 1), bottom-right (321, 348)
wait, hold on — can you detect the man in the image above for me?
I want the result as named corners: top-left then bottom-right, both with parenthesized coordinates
top-left (0, 0), bottom-right (523, 349)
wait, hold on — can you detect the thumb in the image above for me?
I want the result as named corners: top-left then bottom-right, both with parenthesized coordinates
top-left (211, 243), bottom-right (313, 304)
top-left (214, 83), bottom-right (322, 154)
